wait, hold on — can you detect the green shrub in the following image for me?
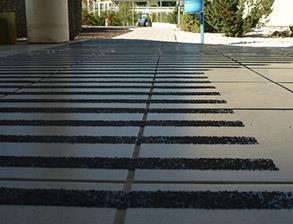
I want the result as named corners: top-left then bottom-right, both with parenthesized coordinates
top-left (209, 0), bottom-right (274, 37)
top-left (152, 12), bottom-right (177, 24)
top-left (180, 14), bottom-right (200, 33)
top-left (82, 2), bottom-right (137, 26)
top-left (179, 0), bottom-right (274, 37)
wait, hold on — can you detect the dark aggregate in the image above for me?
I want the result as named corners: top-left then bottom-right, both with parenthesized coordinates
top-left (0, 135), bottom-right (136, 144)
top-left (0, 120), bottom-right (244, 127)
top-left (0, 135), bottom-right (258, 144)
top-left (1, 188), bottom-right (292, 209)
top-left (0, 108), bottom-right (234, 114)
top-left (140, 136), bottom-right (258, 145)
top-left (0, 99), bottom-right (226, 104)
top-left (0, 91), bottom-right (221, 96)
top-left (0, 156), bottom-right (278, 170)
top-left (0, 85), bottom-right (216, 89)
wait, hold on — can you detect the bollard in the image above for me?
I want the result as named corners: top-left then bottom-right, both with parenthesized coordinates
top-left (0, 12), bottom-right (17, 45)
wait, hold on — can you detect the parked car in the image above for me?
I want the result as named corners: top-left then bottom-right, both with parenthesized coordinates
top-left (137, 13), bottom-right (152, 27)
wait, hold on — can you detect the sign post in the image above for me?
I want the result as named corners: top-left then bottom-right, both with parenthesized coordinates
top-left (184, 0), bottom-right (204, 44)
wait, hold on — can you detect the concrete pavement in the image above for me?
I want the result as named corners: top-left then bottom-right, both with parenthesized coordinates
top-left (116, 23), bottom-right (293, 47)
top-left (0, 39), bottom-right (292, 223)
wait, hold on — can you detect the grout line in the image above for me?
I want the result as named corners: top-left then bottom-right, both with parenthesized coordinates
top-left (2, 178), bottom-right (293, 185)
top-left (209, 46), bottom-right (293, 94)
top-left (113, 50), bottom-right (161, 224)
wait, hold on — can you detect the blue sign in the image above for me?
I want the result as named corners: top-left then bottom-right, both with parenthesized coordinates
top-left (184, 0), bottom-right (203, 14)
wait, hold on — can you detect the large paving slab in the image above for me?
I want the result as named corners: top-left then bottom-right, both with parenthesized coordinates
top-left (0, 39), bottom-right (292, 224)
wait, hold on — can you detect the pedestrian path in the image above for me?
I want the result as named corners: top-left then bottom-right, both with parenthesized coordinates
top-left (0, 40), bottom-right (293, 224)
top-left (116, 23), bottom-right (293, 47)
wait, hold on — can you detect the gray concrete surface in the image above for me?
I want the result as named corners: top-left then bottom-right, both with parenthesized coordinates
top-left (0, 39), bottom-right (292, 224)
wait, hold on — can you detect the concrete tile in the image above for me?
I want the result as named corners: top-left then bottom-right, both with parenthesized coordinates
top-left (253, 68), bottom-right (293, 82)
top-left (0, 181), bottom-right (123, 191)
top-left (0, 126), bottom-right (139, 136)
top-left (0, 143), bottom-right (133, 158)
top-left (143, 126), bottom-right (246, 136)
top-left (147, 113), bottom-right (238, 121)
top-left (206, 68), bottom-right (268, 82)
top-left (283, 84), bottom-right (293, 91)
top-left (0, 206), bottom-right (115, 224)
top-left (215, 83), bottom-right (293, 108)
top-left (0, 167), bottom-right (127, 181)
top-left (0, 113), bottom-right (143, 121)
top-left (132, 183), bottom-right (293, 192)
top-left (125, 209), bottom-right (293, 224)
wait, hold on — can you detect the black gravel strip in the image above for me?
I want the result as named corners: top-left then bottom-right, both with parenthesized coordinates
top-left (0, 156), bottom-right (278, 170)
top-left (0, 80), bottom-right (211, 83)
top-left (0, 91), bottom-right (220, 96)
top-left (0, 99), bottom-right (227, 104)
top-left (0, 76), bottom-right (207, 79)
top-left (0, 120), bottom-right (244, 127)
top-left (0, 85), bottom-right (215, 89)
top-left (0, 189), bottom-right (292, 209)
top-left (0, 135), bottom-right (257, 144)
top-left (156, 71), bottom-right (206, 74)
top-left (154, 86), bottom-right (215, 89)
top-left (0, 135), bottom-right (136, 144)
top-left (140, 136), bottom-right (258, 145)
top-left (0, 108), bottom-right (234, 114)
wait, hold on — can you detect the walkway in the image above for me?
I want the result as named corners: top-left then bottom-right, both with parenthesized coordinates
top-left (0, 39), bottom-right (293, 223)
top-left (116, 23), bottom-right (293, 47)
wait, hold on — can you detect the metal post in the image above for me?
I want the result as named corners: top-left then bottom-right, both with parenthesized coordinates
top-left (200, 0), bottom-right (204, 44)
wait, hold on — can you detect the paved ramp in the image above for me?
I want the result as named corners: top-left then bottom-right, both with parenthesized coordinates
top-left (0, 40), bottom-right (293, 223)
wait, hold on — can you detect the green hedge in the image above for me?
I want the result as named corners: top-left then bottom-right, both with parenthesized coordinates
top-left (0, 12), bottom-right (16, 44)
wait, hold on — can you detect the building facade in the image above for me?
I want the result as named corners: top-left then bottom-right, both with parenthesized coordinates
top-left (266, 0), bottom-right (293, 27)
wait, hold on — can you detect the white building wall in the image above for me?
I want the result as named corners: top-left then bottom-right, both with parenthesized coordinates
top-left (267, 0), bottom-right (293, 27)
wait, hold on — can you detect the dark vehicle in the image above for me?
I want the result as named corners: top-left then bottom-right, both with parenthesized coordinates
top-left (137, 13), bottom-right (152, 27)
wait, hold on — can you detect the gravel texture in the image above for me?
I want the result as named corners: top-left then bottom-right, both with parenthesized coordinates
top-left (0, 156), bottom-right (278, 170)
top-left (0, 85), bottom-right (216, 89)
top-left (0, 108), bottom-right (234, 114)
top-left (140, 136), bottom-right (258, 145)
top-left (1, 188), bottom-right (292, 209)
top-left (0, 135), bottom-right (258, 144)
top-left (0, 120), bottom-right (243, 127)
top-left (0, 99), bottom-right (226, 104)
top-left (0, 91), bottom-right (221, 96)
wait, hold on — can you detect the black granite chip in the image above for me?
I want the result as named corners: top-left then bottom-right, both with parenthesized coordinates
top-left (0, 156), bottom-right (278, 170)
top-left (0, 135), bottom-right (257, 144)
top-left (0, 91), bottom-right (220, 96)
top-left (0, 189), bottom-right (292, 209)
top-left (140, 136), bottom-right (258, 145)
top-left (0, 108), bottom-right (233, 114)
top-left (0, 75), bottom-right (206, 79)
top-left (0, 99), bottom-right (226, 104)
top-left (31, 80), bottom-right (210, 83)
top-left (0, 135), bottom-right (137, 144)
top-left (0, 85), bottom-right (216, 89)
top-left (0, 120), bottom-right (244, 127)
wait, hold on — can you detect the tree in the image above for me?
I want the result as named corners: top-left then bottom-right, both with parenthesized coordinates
top-left (205, 0), bottom-right (275, 37)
